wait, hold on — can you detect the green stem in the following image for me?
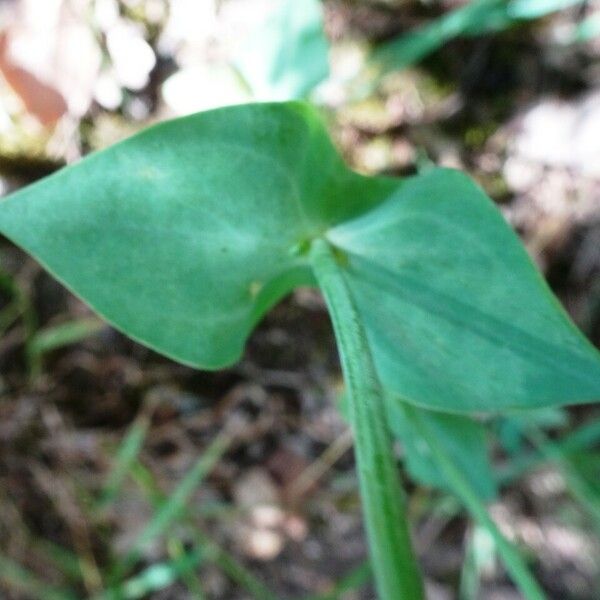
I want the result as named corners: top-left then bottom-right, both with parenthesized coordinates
top-left (406, 406), bottom-right (547, 600)
top-left (309, 239), bottom-right (424, 600)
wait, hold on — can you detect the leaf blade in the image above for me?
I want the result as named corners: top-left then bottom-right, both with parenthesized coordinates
top-left (329, 168), bottom-right (600, 412)
top-left (388, 399), bottom-right (497, 500)
top-left (1, 103), bottom-right (599, 414)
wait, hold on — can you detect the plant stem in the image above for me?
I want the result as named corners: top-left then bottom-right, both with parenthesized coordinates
top-left (405, 405), bottom-right (547, 600)
top-left (309, 238), bottom-right (424, 600)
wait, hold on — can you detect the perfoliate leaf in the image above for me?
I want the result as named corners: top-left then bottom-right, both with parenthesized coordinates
top-left (387, 400), bottom-right (497, 500)
top-left (327, 169), bottom-right (600, 411)
top-left (1, 102), bottom-right (599, 414)
top-left (0, 103), bottom-right (390, 369)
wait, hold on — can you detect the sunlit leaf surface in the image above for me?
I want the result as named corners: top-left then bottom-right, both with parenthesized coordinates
top-left (1, 102), bottom-right (599, 413)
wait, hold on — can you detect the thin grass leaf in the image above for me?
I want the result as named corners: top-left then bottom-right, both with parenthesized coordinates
top-left (114, 430), bottom-right (231, 579)
top-left (129, 458), bottom-right (278, 600)
top-left (132, 431), bottom-right (230, 550)
top-left (459, 529), bottom-right (480, 600)
top-left (196, 535), bottom-right (279, 600)
top-left (0, 266), bottom-right (16, 295)
top-left (0, 265), bottom-right (39, 373)
top-left (129, 459), bottom-right (165, 507)
top-left (497, 418), bottom-right (600, 485)
top-left (96, 547), bottom-right (204, 600)
top-left (527, 427), bottom-right (600, 534)
top-left (0, 497), bottom-right (84, 582)
top-left (96, 411), bottom-right (152, 510)
top-left (167, 539), bottom-right (206, 600)
top-left (370, 0), bottom-right (587, 77)
top-left (31, 539), bottom-right (83, 582)
top-left (561, 419), bottom-right (600, 450)
top-left (0, 554), bottom-right (77, 600)
top-left (0, 301), bottom-right (21, 336)
top-left (30, 317), bottom-right (105, 357)
top-left (458, 525), bottom-right (496, 600)
top-left (0, 264), bottom-right (20, 334)
top-left (371, 0), bottom-right (506, 73)
top-left (405, 405), bottom-right (547, 600)
top-left (303, 561), bottom-right (371, 600)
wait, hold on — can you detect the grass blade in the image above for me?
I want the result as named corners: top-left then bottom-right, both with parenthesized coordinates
top-left (370, 0), bottom-right (587, 77)
top-left (371, 0), bottom-right (506, 73)
top-left (113, 430), bottom-right (231, 580)
top-left (458, 525), bottom-right (496, 600)
top-left (406, 405), bottom-right (547, 600)
top-left (0, 265), bottom-right (39, 374)
top-left (96, 410), bottom-right (152, 511)
top-left (497, 418), bottom-right (600, 485)
top-left (132, 431), bottom-right (230, 552)
top-left (0, 301), bottom-right (21, 336)
top-left (167, 538), bottom-right (206, 600)
top-left (30, 317), bottom-right (105, 357)
top-left (129, 457), bottom-right (278, 600)
top-left (527, 427), bottom-right (600, 534)
top-left (302, 561), bottom-right (371, 600)
top-left (195, 533), bottom-right (278, 600)
top-left (96, 547), bottom-right (205, 600)
top-left (0, 554), bottom-right (77, 600)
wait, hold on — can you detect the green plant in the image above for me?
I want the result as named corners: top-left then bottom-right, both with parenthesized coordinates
top-left (1, 101), bottom-right (599, 599)
top-left (233, 0), bottom-right (329, 101)
top-left (370, 0), bottom-right (589, 77)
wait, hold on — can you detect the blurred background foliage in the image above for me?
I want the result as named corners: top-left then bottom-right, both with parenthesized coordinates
top-left (0, 0), bottom-right (599, 598)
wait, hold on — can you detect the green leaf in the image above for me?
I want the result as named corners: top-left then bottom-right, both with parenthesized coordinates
top-left (30, 317), bottom-right (105, 357)
top-left (328, 169), bottom-right (600, 412)
top-left (1, 102), bottom-right (599, 414)
top-left (129, 460), bottom-right (278, 600)
top-left (388, 401), bottom-right (497, 500)
top-left (570, 13), bottom-right (600, 43)
top-left (340, 390), bottom-right (496, 499)
top-left (405, 404), bottom-right (547, 600)
top-left (496, 408), bottom-right (568, 455)
top-left (94, 548), bottom-right (205, 600)
top-left (234, 0), bottom-right (329, 101)
top-left (0, 103), bottom-right (387, 369)
top-left (114, 430), bottom-right (231, 580)
top-left (507, 0), bottom-right (585, 20)
top-left (371, 0), bottom-right (510, 73)
top-left (370, 0), bottom-right (587, 76)
top-left (0, 554), bottom-right (77, 600)
top-left (96, 408), bottom-right (151, 510)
